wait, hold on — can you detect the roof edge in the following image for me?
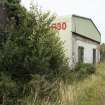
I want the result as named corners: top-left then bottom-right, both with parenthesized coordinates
top-left (72, 14), bottom-right (101, 37)
top-left (72, 32), bottom-right (101, 44)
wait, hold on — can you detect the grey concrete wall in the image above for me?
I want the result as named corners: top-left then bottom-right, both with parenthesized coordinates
top-left (52, 16), bottom-right (73, 66)
top-left (52, 16), bottom-right (101, 68)
top-left (72, 33), bottom-right (100, 65)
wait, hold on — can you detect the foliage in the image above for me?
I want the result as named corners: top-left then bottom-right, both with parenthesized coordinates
top-left (22, 62), bottom-right (105, 105)
top-left (74, 63), bottom-right (96, 79)
top-left (24, 74), bottom-right (60, 102)
top-left (100, 43), bottom-right (105, 61)
top-left (75, 63), bottom-right (96, 74)
top-left (65, 63), bottom-right (96, 83)
top-left (0, 1), bottom-right (98, 105)
top-left (0, 72), bottom-right (18, 105)
top-left (0, 0), bottom-right (69, 104)
top-left (0, 0), bottom-right (69, 84)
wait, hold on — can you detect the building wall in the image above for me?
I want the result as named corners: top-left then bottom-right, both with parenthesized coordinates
top-left (52, 15), bottom-right (101, 67)
top-left (72, 33), bottom-right (100, 64)
top-left (52, 16), bottom-right (73, 66)
top-left (72, 15), bottom-right (101, 42)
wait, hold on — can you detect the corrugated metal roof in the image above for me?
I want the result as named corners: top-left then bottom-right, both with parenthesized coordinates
top-left (72, 15), bottom-right (101, 43)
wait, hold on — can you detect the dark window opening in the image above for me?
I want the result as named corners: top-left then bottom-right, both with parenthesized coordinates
top-left (93, 49), bottom-right (96, 64)
top-left (78, 46), bottom-right (84, 63)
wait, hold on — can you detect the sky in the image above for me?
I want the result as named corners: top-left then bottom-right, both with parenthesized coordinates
top-left (21, 0), bottom-right (105, 43)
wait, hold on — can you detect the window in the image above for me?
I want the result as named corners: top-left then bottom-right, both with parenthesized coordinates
top-left (93, 49), bottom-right (96, 64)
top-left (78, 46), bottom-right (84, 63)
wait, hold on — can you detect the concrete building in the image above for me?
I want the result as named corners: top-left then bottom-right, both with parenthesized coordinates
top-left (51, 15), bottom-right (101, 67)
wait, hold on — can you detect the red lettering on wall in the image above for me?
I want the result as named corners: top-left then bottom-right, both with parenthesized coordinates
top-left (51, 23), bottom-right (56, 29)
top-left (51, 22), bottom-right (67, 30)
top-left (57, 23), bottom-right (61, 30)
top-left (62, 22), bottom-right (66, 30)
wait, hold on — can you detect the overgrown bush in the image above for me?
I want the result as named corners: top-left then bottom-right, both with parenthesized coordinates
top-left (75, 63), bottom-right (96, 73)
top-left (24, 74), bottom-right (60, 103)
top-left (74, 63), bottom-right (96, 79)
top-left (100, 43), bottom-right (105, 61)
top-left (0, 0), bottom-right (69, 84)
top-left (0, 72), bottom-right (18, 105)
top-left (0, 0), bottom-right (69, 104)
top-left (65, 63), bottom-right (96, 83)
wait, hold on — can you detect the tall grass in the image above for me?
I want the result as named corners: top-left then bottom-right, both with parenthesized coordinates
top-left (24, 62), bottom-right (105, 105)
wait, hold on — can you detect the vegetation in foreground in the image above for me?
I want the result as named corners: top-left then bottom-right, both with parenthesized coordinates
top-left (60, 62), bottom-right (105, 105)
top-left (23, 62), bottom-right (105, 105)
top-left (0, 0), bottom-right (69, 104)
top-left (0, 0), bottom-right (105, 105)
top-left (100, 43), bottom-right (105, 61)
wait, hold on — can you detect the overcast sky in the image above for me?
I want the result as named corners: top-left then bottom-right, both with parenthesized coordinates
top-left (21, 0), bottom-right (105, 43)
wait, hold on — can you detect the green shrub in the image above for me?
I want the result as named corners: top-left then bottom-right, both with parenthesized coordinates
top-left (65, 63), bottom-right (96, 83)
top-left (75, 63), bottom-right (96, 74)
top-left (87, 64), bottom-right (96, 74)
top-left (74, 63), bottom-right (96, 80)
top-left (23, 74), bottom-right (60, 103)
top-left (0, 1), bottom-right (70, 104)
top-left (100, 43), bottom-right (105, 61)
top-left (0, 72), bottom-right (18, 105)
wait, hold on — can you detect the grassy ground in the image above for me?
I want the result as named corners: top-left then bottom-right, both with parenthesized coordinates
top-left (59, 61), bottom-right (105, 105)
top-left (26, 62), bottom-right (105, 105)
